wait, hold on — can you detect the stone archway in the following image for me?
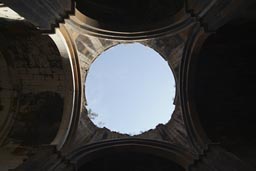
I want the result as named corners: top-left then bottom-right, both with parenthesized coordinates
top-left (181, 18), bottom-right (256, 170)
top-left (0, 20), bottom-right (79, 171)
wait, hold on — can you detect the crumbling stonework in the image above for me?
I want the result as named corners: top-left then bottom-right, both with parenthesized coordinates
top-left (0, 0), bottom-right (255, 170)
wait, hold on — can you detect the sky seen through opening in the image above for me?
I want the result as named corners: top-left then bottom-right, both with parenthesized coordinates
top-left (85, 43), bottom-right (176, 135)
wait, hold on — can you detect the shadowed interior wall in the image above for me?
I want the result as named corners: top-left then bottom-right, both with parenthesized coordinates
top-left (0, 19), bottom-right (66, 170)
top-left (193, 21), bottom-right (256, 169)
top-left (76, 0), bottom-right (184, 23)
top-left (74, 0), bottom-right (185, 33)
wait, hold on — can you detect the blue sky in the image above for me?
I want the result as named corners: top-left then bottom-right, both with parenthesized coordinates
top-left (85, 43), bottom-right (175, 135)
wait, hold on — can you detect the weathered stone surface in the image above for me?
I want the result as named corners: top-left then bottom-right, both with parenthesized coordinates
top-left (0, 0), bottom-right (256, 170)
top-left (0, 20), bottom-right (74, 171)
top-left (61, 25), bottom-right (195, 156)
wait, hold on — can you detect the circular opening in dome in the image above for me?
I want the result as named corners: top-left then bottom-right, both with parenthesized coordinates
top-left (85, 43), bottom-right (175, 135)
